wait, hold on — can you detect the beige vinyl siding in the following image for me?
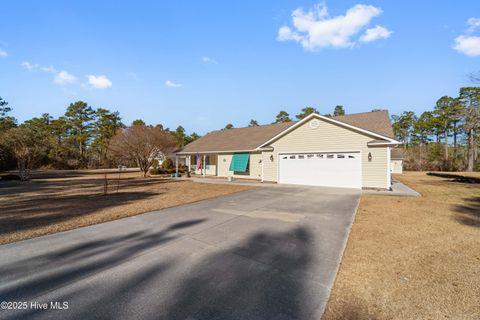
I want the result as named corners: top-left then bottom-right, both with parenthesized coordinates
top-left (266, 118), bottom-right (390, 189)
top-left (391, 159), bottom-right (403, 174)
top-left (261, 151), bottom-right (276, 182)
top-left (217, 152), bottom-right (262, 180)
top-left (364, 146), bottom-right (389, 188)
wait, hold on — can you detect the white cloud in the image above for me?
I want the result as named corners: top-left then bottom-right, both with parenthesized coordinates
top-left (277, 2), bottom-right (390, 50)
top-left (453, 35), bottom-right (480, 56)
top-left (21, 61), bottom-right (58, 73)
top-left (467, 17), bottom-right (480, 33)
top-left (21, 61), bottom-right (78, 84)
top-left (202, 57), bottom-right (218, 64)
top-left (54, 71), bottom-right (77, 85)
top-left (165, 80), bottom-right (182, 88)
top-left (360, 25), bottom-right (392, 43)
top-left (0, 49), bottom-right (7, 57)
top-left (21, 61), bottom-right (38, 70)
top-left (40, 65), bottom-right (58, 73)
top-left (87, 75), bottom-right (112, 89)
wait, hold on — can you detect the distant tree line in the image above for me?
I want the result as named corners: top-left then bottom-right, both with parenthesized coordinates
top-left (222, 105), bottom-right (346, 130)
top-left (0, 98), bottom-right (199, 178)
top-left (391, 87), bottom-right (480, 172)
top-left (3, 89), bottom-right (479, 176)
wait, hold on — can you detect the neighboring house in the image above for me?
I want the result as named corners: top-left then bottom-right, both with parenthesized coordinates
top-left (390, 148), bottom-right (405, 174)
top-left (176, 111), bottom-right (399, 189)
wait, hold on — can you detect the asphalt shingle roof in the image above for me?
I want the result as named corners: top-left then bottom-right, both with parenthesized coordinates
top-left (391, 148), bottom-right (405, 159)
top-left (178, 110), bottom-right (394, 153)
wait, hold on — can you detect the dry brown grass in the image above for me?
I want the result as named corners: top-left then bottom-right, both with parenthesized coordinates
top-left (324, 171), bottom-right (480, 320)
top-left (0, 170), bottom-right (252, 245)
top-left (453, 172), bottom-right (480, 178)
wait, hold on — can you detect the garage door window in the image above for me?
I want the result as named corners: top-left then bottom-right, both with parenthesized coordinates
top-left (337, 154), bottom-right (345, 159)
top-left (327, 154), bottom-right (334, 159)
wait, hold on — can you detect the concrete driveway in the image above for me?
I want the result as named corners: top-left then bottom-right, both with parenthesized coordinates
top-left (0, 185), bottom-right (360, 320)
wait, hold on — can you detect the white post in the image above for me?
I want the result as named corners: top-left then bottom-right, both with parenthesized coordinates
top-left (187, 155), bottom-right (191, 176)
top-left (203, 154), bottom-right (206, 176)
top-left (175, 156), bottom-right (178, 177)
top-left (386, 147), bottom-right (391, 189)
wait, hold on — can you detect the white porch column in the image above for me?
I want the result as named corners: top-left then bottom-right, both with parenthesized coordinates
top-left (202, 154), bottom-right (206, 176)
top-left (187, 155), bottom-right (191, 176)
top-left (175, 156), bottom-right (178, 177)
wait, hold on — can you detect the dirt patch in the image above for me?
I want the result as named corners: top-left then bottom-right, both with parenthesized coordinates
top-left (0, 170), bottom-right (252, 244)
top-left (323, 171), bottom-right (480, 320)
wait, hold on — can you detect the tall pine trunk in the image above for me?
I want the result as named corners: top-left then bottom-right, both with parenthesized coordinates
top-left (444, 130), bottom-right (448, 161)
top-left (467, 128), bottom-right (475, 172)
top-left (453, 121), bottom-right (458, 158)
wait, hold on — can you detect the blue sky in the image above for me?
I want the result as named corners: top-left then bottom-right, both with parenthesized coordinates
top-left (1, 1), bottom-right (479, 134)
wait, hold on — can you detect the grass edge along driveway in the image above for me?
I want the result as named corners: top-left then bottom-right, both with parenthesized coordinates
top-left (323, 171), bottom-right (480, 320)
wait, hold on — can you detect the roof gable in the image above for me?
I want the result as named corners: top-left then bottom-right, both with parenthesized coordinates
top-left (258, 111), bottom-right (397, 148)
top-left (178, 110), bottom-right (397, 154)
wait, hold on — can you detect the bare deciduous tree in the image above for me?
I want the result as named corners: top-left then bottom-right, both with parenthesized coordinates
top-left (108, 125), bottom-right (176, 177)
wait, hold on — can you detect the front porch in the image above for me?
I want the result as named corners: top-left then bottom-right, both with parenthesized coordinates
top-left (175, 152), bottom-right (262, 180)
top-left (175, 153), bottom-right (218, 177)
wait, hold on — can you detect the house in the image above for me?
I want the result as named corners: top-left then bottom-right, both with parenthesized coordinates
top-left (390, 148), bottom-right (405, 174)
top-left (176, 111), bottom-right (399, 189)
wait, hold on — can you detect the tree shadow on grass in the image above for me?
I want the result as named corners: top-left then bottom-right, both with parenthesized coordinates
top-left (453, 196), bottom-right (480, 227)
top-left (0, 175), bottom-right (185, 237)
top-left (0, 190), bottom-right (160, 235)
top-left (0, 176), bottom-right (180, 195)
top-left (324, 305), bottom-right (380, 320)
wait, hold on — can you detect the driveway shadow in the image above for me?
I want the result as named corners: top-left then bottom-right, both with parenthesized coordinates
top-left (0, 218), bottom-right (207, 303)
top-left (159, 227), bottom-right (317, 320)
top-left (1, 225), bottom-right (319, 320)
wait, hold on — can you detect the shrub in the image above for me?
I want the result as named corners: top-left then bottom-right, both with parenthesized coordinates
top-left (162, 158), bottom-right (174, 170)
top-left (151, 159), bottom-right (159, 170)
top-left (149, 167), bottom-right (177, 175)
top-left (149, 168), bottom-right (160, 175)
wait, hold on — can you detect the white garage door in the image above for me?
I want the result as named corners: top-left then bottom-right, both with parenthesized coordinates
top-left (279, 152), bottom-right (362, 189)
